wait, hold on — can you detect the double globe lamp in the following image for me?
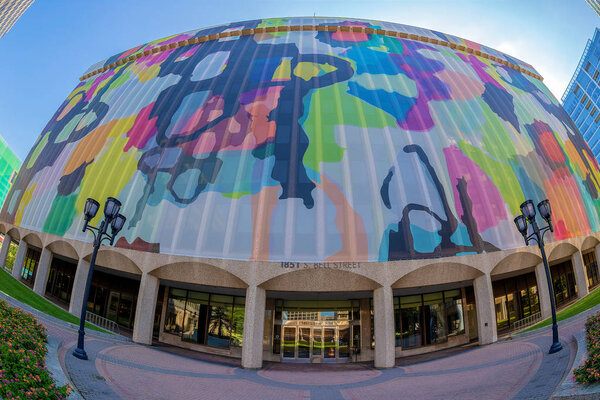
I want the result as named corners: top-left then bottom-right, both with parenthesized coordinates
top-left (73, 197), bottom-right (126, 360)
top-left (513, 199), bottom-right (562, 354)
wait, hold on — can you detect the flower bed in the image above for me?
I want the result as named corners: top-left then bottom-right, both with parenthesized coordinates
top-left (574, 312), bottom-right (600, 384)
top-left (0, 299), bottom-right (71, 399)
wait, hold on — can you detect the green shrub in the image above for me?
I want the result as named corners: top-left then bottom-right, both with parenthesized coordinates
top-left (574, 312), bottom-right (600, 384)
top-left (0, 299), bottom-right (71, 399)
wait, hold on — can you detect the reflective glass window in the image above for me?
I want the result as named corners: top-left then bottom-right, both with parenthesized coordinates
top-left (164, 288), bottom-right (187, 334)
top-left (399, 295), bottom-right (422, 349)
top-left (423, 292), bottom-right (446, 344)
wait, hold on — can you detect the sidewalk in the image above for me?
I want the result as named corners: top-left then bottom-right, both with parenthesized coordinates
top-left (2, 289), bottom-right (596, 400)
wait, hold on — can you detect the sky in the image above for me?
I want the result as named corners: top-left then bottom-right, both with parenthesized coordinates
top-left (0, 0), bottom-right (598, 160)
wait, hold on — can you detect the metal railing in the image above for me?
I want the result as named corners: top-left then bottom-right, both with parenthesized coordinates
top-left (85, 311), bottom-right (120, 334)
top-left (510, 312), bottom-right (542, 332)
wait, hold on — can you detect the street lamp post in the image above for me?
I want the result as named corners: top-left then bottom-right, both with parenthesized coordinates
top-left (72, 197), bottom-right (126, 360)
top-left (513, 199), bottom-right (562, 354)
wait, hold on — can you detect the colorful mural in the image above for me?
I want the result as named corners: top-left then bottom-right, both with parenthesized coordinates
top-left (3, 17), bottom-right (600, 262)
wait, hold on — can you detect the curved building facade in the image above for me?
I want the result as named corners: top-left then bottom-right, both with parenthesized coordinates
top-left (2, 18), bottom-right (600, 368)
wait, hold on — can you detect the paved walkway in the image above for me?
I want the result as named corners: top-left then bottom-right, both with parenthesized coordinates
top-left (3, 291), bottom-right (599, 400)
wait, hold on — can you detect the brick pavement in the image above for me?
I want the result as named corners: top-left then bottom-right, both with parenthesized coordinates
top-left (4, 290), bottom-right (600, 400)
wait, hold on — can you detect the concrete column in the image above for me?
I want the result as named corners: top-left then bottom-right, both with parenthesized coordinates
top-left (373, 285), bottom-right (395, 368)
top-left (473, 274), bottom-right (497, 345)
top-left (241, 285), bottom-right (266, 369)
top-left (132, 273), bottom-right (160, 345)
top-left (360, 298), bottom-right (371, 354)
top-left (572, 251), bottom-right (589, 298)
top-left (68, 258), bottom-right (90, 317)
top-left (11, 240), bottom-right (27, 280)
top-left (33, 248), bottom-right (52, 295)
top-left (535, 262), bottom-right (552, 320)
top-left (0, 234), bottom-right (12, 270)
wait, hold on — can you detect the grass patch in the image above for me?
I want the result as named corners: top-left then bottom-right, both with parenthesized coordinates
top-left (523, 287), bottom-right (600, 333)
top-left (0, 268), bottom-right (108, 333)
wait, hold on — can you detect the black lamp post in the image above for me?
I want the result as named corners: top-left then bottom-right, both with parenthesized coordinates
top-left (513, 199), bottom-right (562, 354)
top-left (73, 197), bottom-right (126, 360)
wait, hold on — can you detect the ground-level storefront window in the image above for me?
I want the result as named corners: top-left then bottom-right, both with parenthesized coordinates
top-left (164, 288), bottom-right (245, 349)
top-left (85, 269), bottom-right (140, 330)
top-left (20, 247), bottom-right (41, 287)
top-left (493, 272), bottom-right (540, 331)
top-left (394, 289), bottom-right (464, 349)
top-left (583, 251), bottom-right (600, 289)
top-left (45, 256), bottom-right (77, 305)
top-left (551, 260), bottom-right (577, 307)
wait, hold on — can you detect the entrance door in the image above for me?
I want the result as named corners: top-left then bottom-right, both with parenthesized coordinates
top-left (298, 327), bottom-right (311, 359)
top-left (282, 327), bottom-right (296, 359)
top-left (338, 326), bottom-right (350, 358)
top-left (323, 328), bottom-right (336, 359)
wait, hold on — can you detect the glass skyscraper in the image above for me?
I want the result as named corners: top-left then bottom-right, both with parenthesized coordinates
top-left (0, 135), bottom-right (20, 208)
top-left (563, 29), bottom-right (600, 159)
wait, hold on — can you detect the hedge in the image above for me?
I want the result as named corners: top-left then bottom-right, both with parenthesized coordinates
top-left (574, 311), bottom-right (600, 384)
top-left (0, 299), bottom-right (71, 399)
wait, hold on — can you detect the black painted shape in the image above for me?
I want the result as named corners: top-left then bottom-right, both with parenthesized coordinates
top-left (482, 82), bottom-right (520, 133)
top-left (380, 167), bottom-right (395, 209)
top-left (387, 144), bottom-right (499, 261)
top-left (57, 162), bottom-right (90, 196)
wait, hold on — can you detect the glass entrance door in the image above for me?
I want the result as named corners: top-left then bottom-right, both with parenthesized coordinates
top-left (282, 327), bottom-right (296, 359)
top-left (298, 327), bottom-right (311, 359)
top-left (323, 328), bottom-right (336, 359)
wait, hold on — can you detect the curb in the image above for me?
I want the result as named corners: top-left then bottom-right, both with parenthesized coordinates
top-left (46, 337), bottom-right (84, 400)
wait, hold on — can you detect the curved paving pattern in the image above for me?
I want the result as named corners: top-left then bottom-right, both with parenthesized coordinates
top-left (0, 292), bottom-right (591, 400)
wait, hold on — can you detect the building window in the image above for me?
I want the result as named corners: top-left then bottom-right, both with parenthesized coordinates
top-left (583, 251), bottom-right (600, 289)
top-left (575, 85), bottom-right (580, 95)
top-left (164, 288), bottom-right (244, 348)
top-left (45, 257), bottom-right (77, 305)
top-left (394, 290), bottom-right (465, 349)
top-left (587, 100), bottom-right (593, 110)
top-left (594, 71), bottom-right (599, 81)
top-left (586, 61), bottom-right (592, 72)
top-left (551, 260), bottom-right (578, 307)
top-left (20, 247), bottom-right (41, 287)
top-left (492, 272), bottom-right (539, 331)
top-left (592, 107), bottom-right (598, 117)
top-left (164, 288), bottom-right (187, 335)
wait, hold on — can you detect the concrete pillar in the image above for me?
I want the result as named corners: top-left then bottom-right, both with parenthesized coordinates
top-left (535, 262), bottom-right (552, 320)
top-left (132, 273), bottom-right (160, 345)
top-left (68, 258), bottom-right (90, 317)
top-left (241, 285), bottom-right (266, 369)
top-left (373, 285), bottom-right (395, 368)
top-left (0, 234), bottom-right (12, 270)
top-left (360, 298), bottom-right (371, 354)
top-left (11, 240), bottom-right (27, 280)
top-left (33, 248), bottom-right (52, 295)
top-left (572, 251), bottom-right (589, 298)
top-left (473, 274), bottom-right (497, 345)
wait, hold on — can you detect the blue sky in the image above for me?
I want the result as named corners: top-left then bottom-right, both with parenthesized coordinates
top-left (0, 0), bottom-right (598, 160)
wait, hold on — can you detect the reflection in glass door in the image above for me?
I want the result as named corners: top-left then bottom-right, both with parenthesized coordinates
top-left (313, 328), bottom-right (322, 356)
top-left (282, 327), bottom-right (296, 358)
top-left (298, 327), bottom-right (311, 359)
top-left (324, 328), bottom-right (336, 359)
top-left (338, 327), bottom-right (350, 358)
